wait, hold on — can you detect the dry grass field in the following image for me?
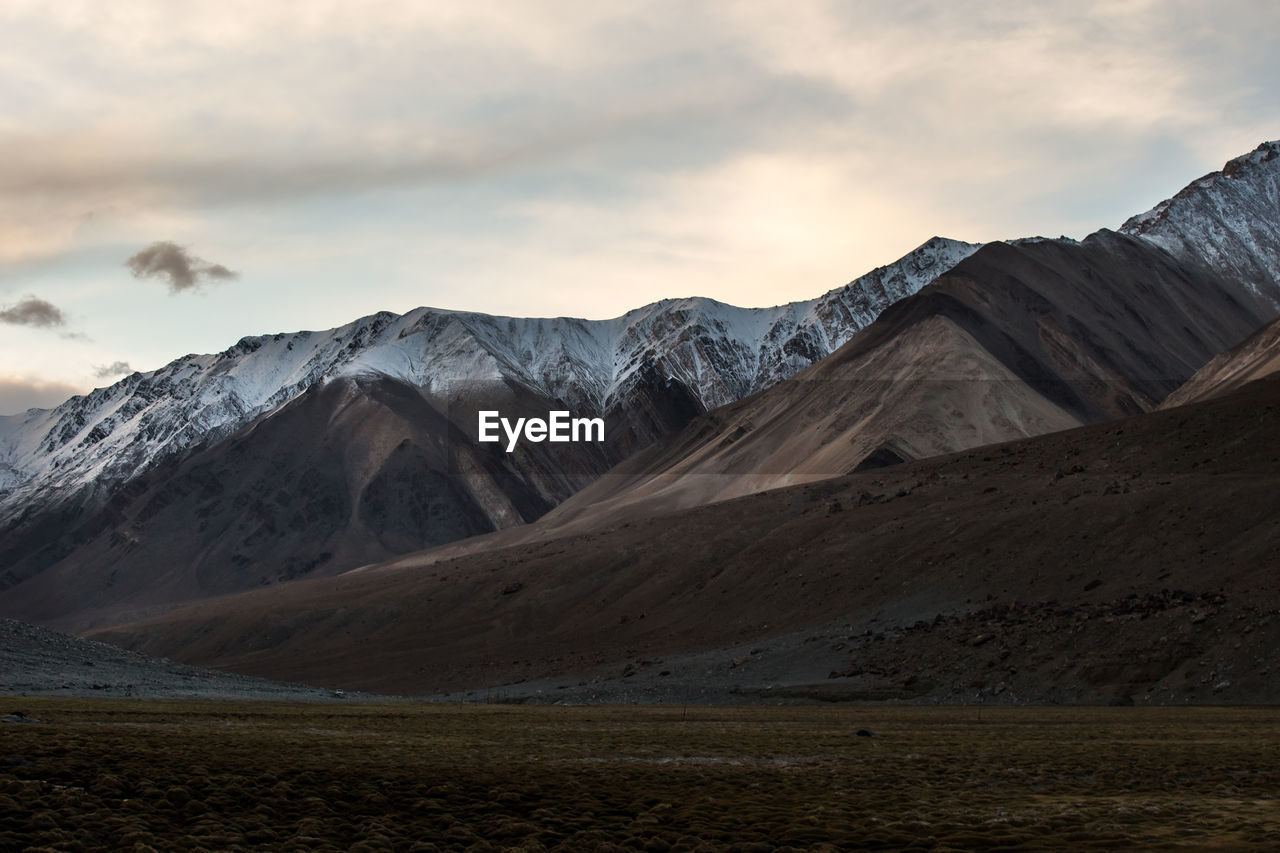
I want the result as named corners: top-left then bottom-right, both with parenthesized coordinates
top-left (2, 700), bottom-right (1278, 851)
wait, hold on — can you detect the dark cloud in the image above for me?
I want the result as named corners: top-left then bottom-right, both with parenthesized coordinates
top-left (125, 241), bottom-right (239, 293)
top-left (0, 376), bottom-right (83, 415)
top-left (92, 361), bottom-right (133, 379)
top-left (0, 296), bottom-right (65, 328)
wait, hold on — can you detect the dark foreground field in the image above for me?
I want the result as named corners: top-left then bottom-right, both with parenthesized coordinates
top-left (2, 701), bottom-right (1278, 851)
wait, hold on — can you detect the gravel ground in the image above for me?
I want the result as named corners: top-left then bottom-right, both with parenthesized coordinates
top-left (0, 618), bottom-right (368, 702)
top-left (437, 622), bottom-right (875, 706)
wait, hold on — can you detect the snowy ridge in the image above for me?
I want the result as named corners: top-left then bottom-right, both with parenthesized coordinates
top-left (0, 237), bottom-right (979, 520)
top-left (1121, 140), bottom-right (1280, 305)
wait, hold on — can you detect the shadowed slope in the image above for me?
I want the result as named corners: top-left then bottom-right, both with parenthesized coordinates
top-left (0, 240), bottom-right (975, 631)
top-left (534, 229), bottom-right (1274, 530)
top-left (90, 375), bottom-right (1280, 702)
top-left (1162, 316), bottom-right (1280, 407)
top-left (0, 372), bottom-right (650, 631)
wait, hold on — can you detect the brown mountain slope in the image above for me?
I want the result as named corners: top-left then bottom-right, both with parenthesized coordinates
top-left (533, 229), bottom-right (1274, 531)
top-left (0, 371), bottom-right (694, 632)
top-left (90, 374), bottom-right (1280, 703)
top-left (1162, 316), bottom-right (1280, 407)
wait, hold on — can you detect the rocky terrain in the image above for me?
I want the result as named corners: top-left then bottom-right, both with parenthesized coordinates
top-left (0, 618), bottom-right (356, 701)
top-left (90, 373), bottom-right (1280, 704)
top-left (1162, 315), bottom-right (1280, 406)
top-left (0, 237), bottom-right (977, 630)
top-left (1120, 140), bottom-right (1280, 302)
top-left (0, 235), bottom-right (978, 522)
top-left (428, 590), bottom-right (1276, 708)
top-left (4, 140), bottom-right (1279, 708)
top-left (535, 227), bottom-right (1276, 530)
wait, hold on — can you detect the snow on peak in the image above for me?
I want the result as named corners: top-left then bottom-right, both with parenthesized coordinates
top-left (0, 237), bottom-right (979, 520)
top-left (1120, 140), bottom-right (1280, 305)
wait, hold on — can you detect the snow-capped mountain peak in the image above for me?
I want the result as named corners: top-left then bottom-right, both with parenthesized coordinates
top-left (1121, 140), bottom-right (1280, 305)
top-left (0, 236), bottom-right (980, 520)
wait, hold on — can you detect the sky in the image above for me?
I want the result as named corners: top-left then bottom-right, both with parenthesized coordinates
top-left (1, 0), bottom-right (1278, 415)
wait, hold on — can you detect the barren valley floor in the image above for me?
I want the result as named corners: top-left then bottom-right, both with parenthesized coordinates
top-left (2, 700), bottom-right (1278, 850)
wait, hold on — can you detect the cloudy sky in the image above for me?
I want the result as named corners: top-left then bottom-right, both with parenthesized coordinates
top-left (1, 0), bottom-right (1277, 414)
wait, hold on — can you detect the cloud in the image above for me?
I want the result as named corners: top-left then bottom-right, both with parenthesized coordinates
top-left (0, 3), bottom-right (1273, 241)
top-left (125, 241), bottom-right (239, 293)
top-left (0, 375), bottom-right (84, 415)
top-left (92, 360), bottom-right (133, 379)
top-left (0, 296), bottom-right (66, 328)
top-left (0, 0), bottom-right (1275, 351)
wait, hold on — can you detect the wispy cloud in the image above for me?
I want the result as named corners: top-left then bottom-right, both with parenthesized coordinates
top-left (0, 296), bottom-right (65, 328)
top-left (0, 2), bottom-right (1275, 264)
top-left (125, 241), bottom-right (238, 293)
top-left (92, 360), bottom-right (133, 379)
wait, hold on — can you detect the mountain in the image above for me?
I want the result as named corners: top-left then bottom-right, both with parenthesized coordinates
top-left (88, 373), bottom-right (1280, 704)
top-left (0, 373), bottom-right (605, 629)
top-left (518, 145), bottom-right (1280, 528)
top-left (79, 141), bottom-right (1280, 703)
top-left (1120, 140), bottom-right (1280, 304)
top-left (0, 237), bottom-right (978, 628)
top-left (1161, 316), bottom-right (1280, 407)
top-left (6, 140), bottom-right (1279, 644)
top-left (1, 233), bottom-right (977, 521)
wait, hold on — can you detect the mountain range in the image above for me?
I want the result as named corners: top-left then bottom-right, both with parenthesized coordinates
top-left (0, 237), bottom-right (977, 627)
top-left (2, 140), bottom-right (1279, 704)
top-left (91, 369), bottom-right (1280, 704)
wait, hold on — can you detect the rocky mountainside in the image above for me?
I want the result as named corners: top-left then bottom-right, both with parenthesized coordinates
top-left (1161, 315), bottom-right (1280, 407)
top-left (1120, 140), bottom-right (1280, 304)
top-left (520, 145), bottom-right (1280, 527)
top-left (0, 236), bottom-right (976, 522)
top-left (5, 140), bottom-right (1279, 645)
top-left (0, 239), bottom-right (977, 629)
top-left (0, 374), bottom-right (587, 628)
top-left (89, 374), bottom-right (1280, 704)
